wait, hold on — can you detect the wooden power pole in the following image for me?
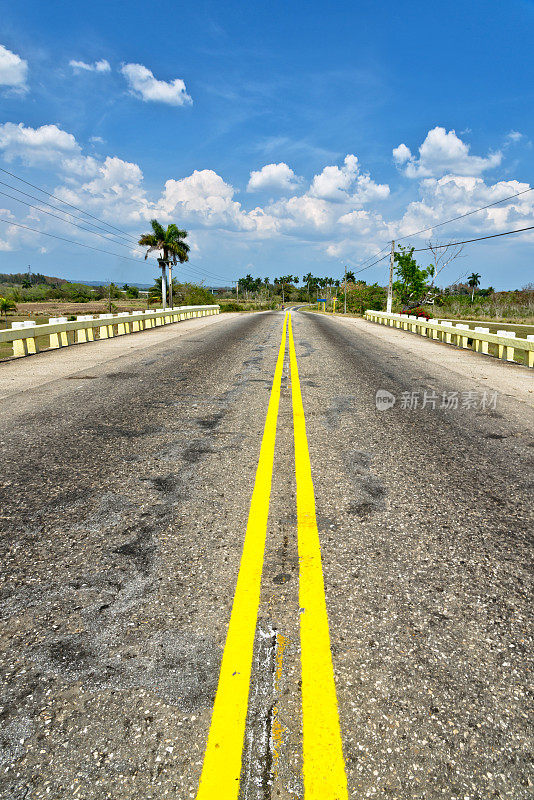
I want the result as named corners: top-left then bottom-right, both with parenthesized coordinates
top-left (386, 241), bottom-right (395, 313)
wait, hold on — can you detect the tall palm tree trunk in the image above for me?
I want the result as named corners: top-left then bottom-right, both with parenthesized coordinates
top-left (160, 260), bottom-right (167, 311)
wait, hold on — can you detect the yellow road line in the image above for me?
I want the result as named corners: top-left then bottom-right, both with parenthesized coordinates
top-left (288, 312), bottom-right (348, 799)
top-left (196, 313), bottom-right (288, 800)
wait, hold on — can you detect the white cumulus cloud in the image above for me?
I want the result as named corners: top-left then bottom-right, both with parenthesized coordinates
top-left (0, 44), bottom-right (28, 93)
top-left (121, 63), bottom-right (192, 106)
top-left (0, 122), bottom-right (80, 165)
top-left (309, 154), bottom-right (389, 204)
top-left (69, 59), bottom-right (111, 73)
top-left (394, 127), bottom-right (502, 178)
top-left (247, 162), bottom-right (301, 193)
top-left (309, 154), bottom-right (360, 201)
top-left (392, 143), bottom-right (411, 164)
top-left (55, 156), bottom-right (150, 226)
top-left (157, 169), bottom-right (241, 225)
top-left (394, 174), bottom-right (534, 240)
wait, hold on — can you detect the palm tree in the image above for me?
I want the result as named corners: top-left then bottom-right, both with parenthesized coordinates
top-left (302, 272), bottom-right (314, 302)
top-left (346, 270), bottom-right (355, 283)
top-left (139, 220), bottom-right (190, 309)
top-left (468, 272), bottom-right (481, 302)
top-left (274, 275), bottom-right (298, 304)
top-left (0, 296), bottom-right (16, 320)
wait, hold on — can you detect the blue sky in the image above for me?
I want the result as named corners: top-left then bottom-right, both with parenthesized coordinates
top-left (0, 0), bottom-right (533, 288)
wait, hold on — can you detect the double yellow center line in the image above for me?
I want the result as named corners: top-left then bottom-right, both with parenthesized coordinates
top-left (196, 312), bottom-right (347, 799)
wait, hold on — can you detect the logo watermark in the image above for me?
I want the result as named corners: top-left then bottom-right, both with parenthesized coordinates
top-left (376, 389), bottom-right (498, 411)
top-left (375, 389), bottom-right (396, 411)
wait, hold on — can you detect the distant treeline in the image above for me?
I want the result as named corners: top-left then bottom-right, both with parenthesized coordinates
top-left (0, 272), bottom-right (67, 287)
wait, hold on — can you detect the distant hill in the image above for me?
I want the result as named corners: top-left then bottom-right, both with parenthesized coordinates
top-left (0, 274), bottom-right (153, 289)
top-left (76, 280), bottom-right (152, 289)
top-left (0, 272), bottom-right (68, 286)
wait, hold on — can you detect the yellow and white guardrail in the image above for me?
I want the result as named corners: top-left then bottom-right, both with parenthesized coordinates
top-left (364, 310), bottom-right (534, 368)
top-left (0, 305), bottom-right (220, 358)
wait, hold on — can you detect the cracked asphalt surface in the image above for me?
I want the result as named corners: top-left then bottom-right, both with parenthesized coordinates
top-left (0, 309), bottom-right (532, 799)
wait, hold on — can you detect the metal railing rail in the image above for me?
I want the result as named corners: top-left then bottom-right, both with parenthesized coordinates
top-left (364, 310), bottom-right (534, 368)
top-left (0, 305), bottom-right (220, 358)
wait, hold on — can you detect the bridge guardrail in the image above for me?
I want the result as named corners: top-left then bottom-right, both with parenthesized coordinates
top-left (364, 310), bottom-right (534, 368)
top-left (0, 305), bottom-right (220, 358)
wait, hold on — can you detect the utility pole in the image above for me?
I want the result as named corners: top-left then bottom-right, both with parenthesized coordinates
top-left (386, 240), bottom-right (395, 313)
top-left (344, 265), bottom-right (347, 314)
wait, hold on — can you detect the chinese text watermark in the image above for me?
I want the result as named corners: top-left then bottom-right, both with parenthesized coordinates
top-left (375, 389), bottom-right (498, 412)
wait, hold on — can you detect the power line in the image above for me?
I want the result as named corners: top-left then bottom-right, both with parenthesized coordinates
top-left (349, 243), bottom-right (391, 272)
top-left (411, 223), bottom-right (534, 252)
top-left (353, 224), bottom-right (534, 276)
top-left (0, 187), bottom-right (142, 249)
top-left (0, 216), bottom-right (233, 285)
top-left (351, 185), bottom-right (534, 276)
top-left (0, 165), bottom-right (233, 284)
top-left (396, 185), bottom-right (534, 243)
top-left (354, 253), bottom-right (390, 274)
top-left (0, 178), bottom-right (140, 246)
top-left (0, 165), bottom-right (135, 238)
top-left (0, 216), bottom-right (147, 262)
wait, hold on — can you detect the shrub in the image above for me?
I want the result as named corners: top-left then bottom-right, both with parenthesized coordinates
top-left (342, 282), bottom-right (387, 314)
top-left (400, 307), bottom-right (432, 320)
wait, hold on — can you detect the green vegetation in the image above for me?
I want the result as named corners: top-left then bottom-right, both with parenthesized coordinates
top-left (428, 286), bottom-right (534, 323)
top-left (343, 282), bottom-right (387, 313)
top-left (393, 245), bottom-right (434, 307)
top-left (0, 296), bottom-right (17, 319)
top-left (148, 276), bottom-right (216, 306)
top-left (138, 219), bottom-right (190, 264)
top-left (467, 272), bottom-right (481, 302)
top-left (220, 300), bottom-right (277, 312)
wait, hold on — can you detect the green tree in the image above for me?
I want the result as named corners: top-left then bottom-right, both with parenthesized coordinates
top-left (149, 275), bottom-right (179, 303)
top-left (139, 220), bottom-right (190, 264)
top-left (468, 272), bottom-right (481, 302)
top-left (139, 219), bottom-right (190, 307)
top-left (393, 246), bottom-right (432, 308)
top-left (274, 275), bottom-right (298, 304)
top-left (0, 296), bottom-right (16, 319)
top-left (344, 283), bottom-right (387, 314)
top-left (345, 270), bottom-right (355, 283)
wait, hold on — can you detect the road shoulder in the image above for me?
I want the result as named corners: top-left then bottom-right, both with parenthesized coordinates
top-left (322, 313), bottom-right (534, 408)
top-left (0, 313), bottom-right (243, 401)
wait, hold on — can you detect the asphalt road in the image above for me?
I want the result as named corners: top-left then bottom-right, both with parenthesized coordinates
top-left (0, 309), bottom-right (532, 800)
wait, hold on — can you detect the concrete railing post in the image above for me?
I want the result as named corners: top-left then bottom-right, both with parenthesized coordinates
top-left (116, 312), bottom-right (131, 335)
top-left (49, 317), bottom-right (69, 348)
top-left (11, 321), bottom-right (38, 357)
top-left (455, 323), bottom-right (470, 349)
top-left (75, 315), bottom-right (93, 343)
top-left (474, 327), bottom-right (490, 354)
top-left (497, 330), bottom-right (516, 361)
top-left (98, 313), bottom-right (114, 339)
top-left (527, 335), bottom-right (534, 368)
